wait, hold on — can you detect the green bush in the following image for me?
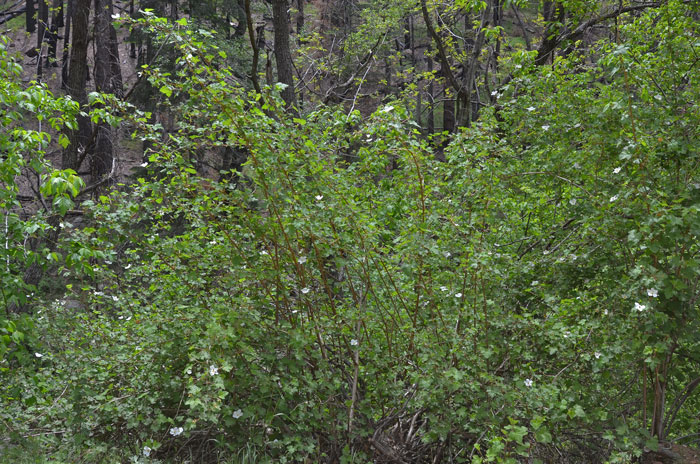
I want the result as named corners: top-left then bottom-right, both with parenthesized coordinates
top-left (2, 2), bottom-right (700, 462)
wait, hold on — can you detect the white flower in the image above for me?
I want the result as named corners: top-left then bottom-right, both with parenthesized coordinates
top-left (569, 198), bottom-right (577, 205)
top-left (604, 309), bottom-right (609, 315)
top-left (444, 251), bottom-right (451, 258)
top-left (440, 286), bottom-right (448, 292)
top-left (209, 365), bottom-right (219, 376)
top-left (35, 352), bottom-right (43, 358)
top-left (301, 287), bottom-right (310, 294)
top-left (315, 195), bottom-right (323, 201)
top-left (613, 167), bottom-right (622, 174)
top-left (594, 352), bottom-right (601, 359)
top-left (143, 446), bottom-right (152, 457)
top-left (111, 13), bottom-right (120, 19)
top-left (542, 125), bottom-right (550, 131)
top-left (232, 409), bottom-right (243, 419)
top-left (531, 280), bottom-right (539, 286)
top-left (455, 293), bottom-right (463, 298)
top-left (140, 162), bottom-right (148, 168)
top-left (112, 295), bottom-right (119, 302)
top-left (350, 339), bottom-right (359, 346)
top-left (169, 426), bottom-right (183, 436)
top-left (647, 288), bottom-right (658, 298)
top-left (524, 378), bottom-right (533, 387)
top-left (118, 315), bottom-right (124, 320)
top-left (260, 250), bottom-right (269, 255)
top-left (297, 256), bottom-right (307, 264)
top-left (634, 302), bottom-right (646, 312)
top-left (610, 195), bottom-right (619, 202)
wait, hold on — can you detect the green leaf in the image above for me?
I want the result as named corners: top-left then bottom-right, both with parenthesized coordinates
top-left (58, 133), bottom-right (70, 149)
top-left (160, 86), bottom-right (173, 98)
top-left (535, 428), bottom-right (552, 444)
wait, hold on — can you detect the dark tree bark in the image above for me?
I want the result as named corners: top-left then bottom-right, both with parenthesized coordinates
top-left (46, 0), bottom-right (63, 66)
top-left (420, 0), bottom-right (466, 132)
top-left (129, 0), bottom-right (136, 57)
top-left (442, 82), bottom-right (455, 133)
top-left (536, 1), bottom-right (565, 65)
top-left (426, 47), bottom-right (434, 135)
top-left (272, 0), bottom-right (297, 110)
top-left (26, 0), bottom-right (35, 32)
top-left (55, 0), bottom-right (64, 27)
top-left (244, 0), bottom-right (262, 94)
top-left (92, 0), bottom-right (123, 181)
top-left (36, 0), bottom-right (49, 78)
top-left (296, 0), bottom-right (304, 39)
top-left (231, 0), bottom-right (246, 37)
top-left (61, 0), bottom-right (72, 88)
top-left (62, 0), bottom-right (91, 171)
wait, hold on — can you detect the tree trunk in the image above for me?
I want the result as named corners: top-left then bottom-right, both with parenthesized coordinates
top-left (231, 0), bottom-right (246, 37)
top-left (36, 0), bottom-right (49, 78)
top-left (129, 0), bottom-right (136, 57)
top-left (442, 71), bottom-right (455, 133)
top-left (651, 345), bottom-right (675, 440)
top-left (296, 0), bottom-right (304, 39)
top-left (26, 0), bottom-right (36, 33)
top-left (427, 47), bottom-right (434, 135)
top-left (46, 0), bottom-right (62, 66)
top-left (61, 0), bottom-right (72, 88)
top-left (536, 1), bottom-right (565, 65)
top-left (62, 0), bottom-right (91, 172)
top-left (272, 0), bottom-right (297, 111)
top-left (56, 0), bottom-right (64, 27)
top-left (92, 0), bottom-right (122, 181)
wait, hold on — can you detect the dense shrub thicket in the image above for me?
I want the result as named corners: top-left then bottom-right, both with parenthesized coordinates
top-left (2, 2), bottom-right (700, 462)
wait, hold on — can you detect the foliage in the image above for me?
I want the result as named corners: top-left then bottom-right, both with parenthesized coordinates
top-left (0, 37), bottom-right (81, 361)
top-left (2, 2), bottom-right (700, 463)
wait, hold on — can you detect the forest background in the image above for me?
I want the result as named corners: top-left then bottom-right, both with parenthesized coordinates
top-left (1, 0), bottom-right (700, 462)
